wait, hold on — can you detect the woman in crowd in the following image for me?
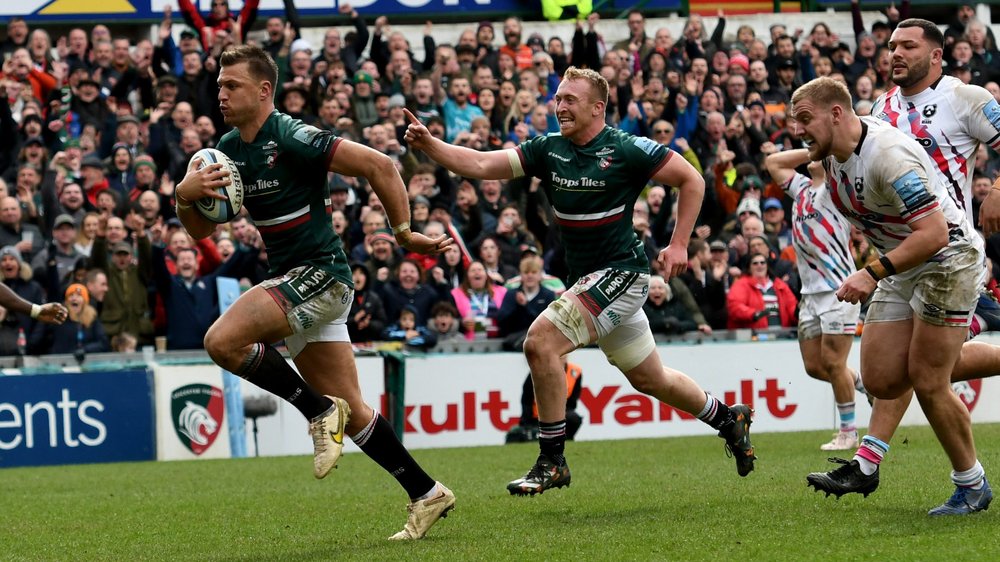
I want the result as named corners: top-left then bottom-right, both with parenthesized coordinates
top-left (450, 260), bottom-right (506, 340)
top-left (29, 283), bottom-right (109, 354)
top-left (476, 235), bottom-right (517, 285)
top-left (726, 252), bottom-right (797, 330)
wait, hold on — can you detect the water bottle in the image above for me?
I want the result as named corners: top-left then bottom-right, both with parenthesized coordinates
top-left (16, 328), bottom-right (26, 356)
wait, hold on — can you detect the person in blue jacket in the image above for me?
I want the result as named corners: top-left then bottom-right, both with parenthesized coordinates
top-left (152, 242), bottom-right (257, 350)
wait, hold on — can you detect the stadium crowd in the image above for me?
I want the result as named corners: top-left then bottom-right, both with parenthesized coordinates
top-left (0, 1), bottom-right (997, 355)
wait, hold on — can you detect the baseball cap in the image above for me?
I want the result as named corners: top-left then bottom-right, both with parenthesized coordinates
top-left (24, 136), bottom-right (44, 147)
top-left (112, 242), bottom-right (132, 254)
top-left (157, 74), bottom-right (178, 86)
top-left (478, 21), bottom-right (494, 33)
top-left (54, 214), bottom-right (77, 229)
top-left (777, 57), bottom-right (797, 70)
top-left (117, 115), bottom-right (140, 127)
top-left (81, 154), bottom-right (104, 169)
top-left (521, 245), bottom-right (540, 257)
top-left (951, 61), bottom-right (972, 73)
top-left (180, 27), bottom-right (198, 39)
top-left (736, 197), bottom-right (762, 218)
top-left (763, 198), bottom-right (783, 211)
top-left (166, 217), bottom-right (183, 228)
top-left (709, 240), bottom-right (727, 252)
top-left (526, 34), bottom-right (545, 48)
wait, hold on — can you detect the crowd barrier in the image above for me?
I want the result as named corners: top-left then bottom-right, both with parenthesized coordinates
top-left (3, 336), bottom-right (1000, 468)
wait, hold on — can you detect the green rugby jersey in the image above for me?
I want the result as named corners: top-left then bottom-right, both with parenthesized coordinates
top-left (217, 110), bottom-right (352, 287)
top-left (514, 126), bottom-right (671, 283)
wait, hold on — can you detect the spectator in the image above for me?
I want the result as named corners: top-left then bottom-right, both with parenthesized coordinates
top-left (476, 235), bottom-right (517, 285)
top-left (0, 195), bottom-right (44, 261)
top-left (84, 268), bottom-right (108, 316)
top-left (679, 239), bottom-right (728, 330)
top-left (643, 275), bottom-right (702, 335)
top-left (0, 246), bottom-right (44, 335)
top-left (29, 283), bottom-right (109, 354)
top-left (726, 252), bottom-right (797, 330)
top-left (426, 300), bottom-right (464, 345)
top-left (451, 260), bottom-right (507, 340)
top-left (90, 227), bottom-right (153, 347)
top-left (151, 243), bottom-right (256, 350)
top-left (497, 253), bottom-right (555, 350)
top-left (382, 305), bottom-right (437, 350)
top-left (347, 262), bottom-right (386, 343)
top-left (31, 214), bottom-right (84, 295)
top-left (376, 258), bottom-right (453, 327)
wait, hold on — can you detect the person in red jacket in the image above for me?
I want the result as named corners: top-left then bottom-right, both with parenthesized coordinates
top-left (726, 252), bottom-right (797, 330)
top-left (177, 0), bottom-right (260, 52)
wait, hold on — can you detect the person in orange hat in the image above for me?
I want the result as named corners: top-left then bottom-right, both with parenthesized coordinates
top-left (28, 282), bottom-right (109, 354)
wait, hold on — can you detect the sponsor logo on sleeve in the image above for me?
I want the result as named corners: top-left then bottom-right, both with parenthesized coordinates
top-left (984, 99), bottom-right (1000, 131)
top-left (632, 136), bottom-right (659, 156)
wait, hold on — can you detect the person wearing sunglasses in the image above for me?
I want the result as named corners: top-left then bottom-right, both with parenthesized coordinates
top-left (726, 251), bottom-right (797, 330)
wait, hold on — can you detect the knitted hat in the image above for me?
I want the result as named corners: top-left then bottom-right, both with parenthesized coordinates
top-left (65, 283), bottom-right (90, 305)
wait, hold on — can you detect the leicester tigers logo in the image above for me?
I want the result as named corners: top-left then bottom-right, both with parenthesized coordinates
top-left (171, 383), bottom-right (225, 455)
top-left (599, 156), bottom-right (612, 170)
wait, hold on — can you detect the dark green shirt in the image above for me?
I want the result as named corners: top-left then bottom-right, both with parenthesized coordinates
top-left (514, 126), bottom-right (671, 283)
top-left (217, 111), bottom-right (352, 287)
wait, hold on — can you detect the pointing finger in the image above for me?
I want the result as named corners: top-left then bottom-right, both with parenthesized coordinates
top-left (403, 108), bottom-right (421, 125)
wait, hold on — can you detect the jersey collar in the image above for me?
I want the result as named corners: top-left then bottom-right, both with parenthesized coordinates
top-left (853, 120), bottom-right (869, 156)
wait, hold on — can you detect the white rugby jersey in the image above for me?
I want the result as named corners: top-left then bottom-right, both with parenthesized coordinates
top-left (872, 76), bottom-right (1000, 222)
top-left (825, 118), bottom-right (983, 263)
top-left (784, 173), bottom-right (855, 294)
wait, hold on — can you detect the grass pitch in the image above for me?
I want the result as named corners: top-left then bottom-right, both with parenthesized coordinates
top-left (2, 424), bottom-right (999, 561)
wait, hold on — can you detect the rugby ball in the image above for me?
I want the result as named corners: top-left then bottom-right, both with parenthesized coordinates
top-left (190, 148), bottom-right (244, 223)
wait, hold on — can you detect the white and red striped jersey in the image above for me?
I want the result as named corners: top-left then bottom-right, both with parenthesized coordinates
top-left (825, 118), bottom-right (982, 261)
top-left (872, 76), bottom-right (1000, 222)
top-left (783, 173), bottom-right (855, 294)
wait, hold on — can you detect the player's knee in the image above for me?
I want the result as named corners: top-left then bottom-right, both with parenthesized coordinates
top-left (203, 325), bottom-right (231, 365)
top-left (864, 376), bottom-right (906, 400)
top-left (522, 327), bottom-right (550, 366)
top-left (802, 357), bottom-right (827, 381)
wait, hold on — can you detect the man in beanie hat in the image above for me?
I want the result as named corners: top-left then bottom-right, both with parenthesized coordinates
top-left (0, 245), bottom-right (68, 334)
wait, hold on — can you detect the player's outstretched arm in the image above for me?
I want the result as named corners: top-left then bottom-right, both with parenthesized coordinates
top-left (175, 157), bottom-right (231, 240)
top-left (330, 139), bottom-right (453, 255)
top-left (765, 148), bottom-right (811, 187)
top-left (402, 109), bottom-right (514, 180)
top-left (0, 283), bottom-right (67, 325)
top-left (654, 153), bottom-right (705, 279)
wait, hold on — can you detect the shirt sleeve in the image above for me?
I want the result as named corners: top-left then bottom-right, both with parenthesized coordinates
top-left (622, 134), bottom-right (670, 180)
top-left (280, 117), bottom-right (341, 170)
top-left (514, 135), bottom-right (547, 179)
top-left (955, 83), bottom-right (1000, 150)
top-left (783, 173), bottom-right (809, 198)
top-left (872, 140), bottom-right (939, 225)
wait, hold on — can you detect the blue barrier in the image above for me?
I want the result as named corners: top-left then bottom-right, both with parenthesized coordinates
top-left (0, 370), bottom-right (156, 468)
